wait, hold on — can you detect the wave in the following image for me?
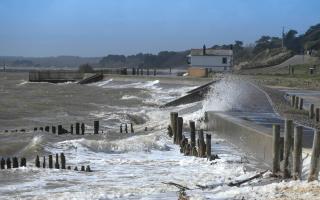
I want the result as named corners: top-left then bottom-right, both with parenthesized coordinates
top-left (17, 135), bottom-right (45, 158)
top-left (95, 79), bottom-right (113, 87)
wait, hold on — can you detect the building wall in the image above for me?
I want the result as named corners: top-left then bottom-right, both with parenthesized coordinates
top-left (190, 55), bottom-right (232, 69)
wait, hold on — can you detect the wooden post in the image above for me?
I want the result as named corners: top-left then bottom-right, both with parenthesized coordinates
top-left (125, 123), bottom-right (128, 133)
top-left (86, 165), bottom-right (91, 172)
top-left (272, 124), bottom-right (280, 175)
top-left (130, 123), bottom-right (134, 133)
top-left (55, 154), bottom-right (60, 169)
top-left (76, 123), bottom-right (80, 135)
top-left (190, 120), bottom-right (196, 148)
top-left (12, 157), bottom-right (18, 168)
top-left (81, 123), bottom-right (85, 135)
top-left (81, 166), bottom-right (85, 171)
top-left (299, 98), bottom-right (304, 110)
top-left (49, 155), bottom-right (53, 169)
top-left (0, 158), bottom-right (4, 169)
top-left (283, 119), bottom-right (293, 178)
top-left (170, 112), bottom-right (178, 144)
top-left (94, 120), bottom-right (99, 134)
top-left (198, 129), bottom-right (206, 158)
top-left (295, 96), bottom-right (299, 109)
top-left (279, 137), bottom-right (284, 161)
top-left (35, 155), bottom-right (40, 168)
top-left (45, 126), bottom-right (50, 132)
top-left (67, 166), bottom-right (71, 170)
top-left (70, 124), bottom-right (73, 134)
top-left (43, 156), bottom-right (46, 168)
top-left (60, 153), bottom-right (66, 169)
top-left (293, 126), bottom-right (303, 180)
top-left (120, 124), bottom-right (123, 133)
top-left (177, 117), bottom-right (183, 144)
top-left (34, 127), bottom-right (38, 131)
top-left (291, 95), bottom-right (296, 107)
top-left (20, 158), bottom-right (26, 167)
top-left (58, 125), bottom-right (63, 135)
top-left (74, 166), bottom-right (78, 171)
top-left (308, 129), bottom-right (320, 182)
top-left (309, 104), bottom-right (315, 119)
top-left (206, 134), bottom-right (211, 160)
top-left (52, 126), bottom-right (56, 134)
top-left (6, 158), bottom-right (11, 169)
top-left (39, 127), bottom-right (43, 131)
top-left (316, 108), bottom-right (320, 122)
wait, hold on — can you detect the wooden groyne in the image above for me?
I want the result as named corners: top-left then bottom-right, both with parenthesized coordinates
top-left (29, 70), bottom-right (83, 83)
top-left (78, 73), bottom-right (104, 84)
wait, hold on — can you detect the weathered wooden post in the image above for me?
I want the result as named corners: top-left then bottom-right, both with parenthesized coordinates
top-left (283, 119), bottom-right (293, 178)
top-left (70, 124), bottom-right (73, 134)
top-left (60, 153), bottom-right (66, 169)
top-left (76, 123), bottom-right (80, 135)
top-left (0, 158), bottom-right (4, 169)
top-left (295, 96), bottom-right (299, 109)
top-left (6, 158), bottom-right (11, 169)
top-left (81, 166), bottom-right (85, 171)
top-left (316, 108), bottom-right (320, 122)
top-left (49, 155), bottom-right (53, 169)
top-left (291, 95), bottom-right (296, 107)
top-left (12, 157), bottom-right (18, 168)
top-left (120, 124), bottom-right (123, 133)
top-left (125, 123), bottom-right (128, 133)
top-left (43, 156), bottom-right (46, 168)
top-left (130, 123), bottom-right (134, 133)
top-left (34, 127), bottom-right (38, 131)
top-left (206, 134), bottom-right (212, 160)
top-left (299, 98), bottom-right (304, 110)
top-left (94, 120), bottom-right (99, 134)
top-left (35, 155), bottom-right (40, 168)
top-left (20, 158), bottom-right (26, 167)
top-left (86, 165), bottom-right (91, 172)
top-left (308, 129), bottom-right (320, 182)
top-left (293, 126), bottom-right (303, 180)
top-left (58, 125), bottom-right (63, 135)
top-left (170, 112), bottom-right (178, 144)
top-left (52, 126), bottom-right (56, 134)
top-left (177, 117), bottom-right (183, 144)
top-left (272, 124), bottom-right (280, 175)
top-left (45, 126), bottom-right (49, 132)
top-left (198, 129), bottom-right (206, 158)
top-left (81, 123), bottom-right (85, 135)
top-left (39, 127), bottom-right (43, 131)
top-left (309, 104), bottom-right (315, 119)
top-left (67, 166), bottom-right (71, 170)
top-left (189, 120), bottom-right (196, 148)
top-left (55, 154), bottom-right (60, 169)
top-left (74, 166), bottom-right (78, 171)
top-left (279, 137), bottom-right (284, 161)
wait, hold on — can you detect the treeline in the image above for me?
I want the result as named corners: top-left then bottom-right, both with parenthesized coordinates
top-left (99, 51), bottom-right (189, 68)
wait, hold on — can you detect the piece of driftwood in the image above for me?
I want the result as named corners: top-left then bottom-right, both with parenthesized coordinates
top-left (227, 170), bottom-right (268, 187)
top-left (162, 182), bottom-right (190, 191)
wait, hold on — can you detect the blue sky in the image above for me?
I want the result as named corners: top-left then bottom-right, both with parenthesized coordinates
top-left (0, 0), bottom-right (319, 57)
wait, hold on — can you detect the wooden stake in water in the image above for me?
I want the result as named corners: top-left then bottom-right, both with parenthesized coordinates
top-left (316, 108), bottom-right (320, 122)
top-left (272, 124), bottom-right (280, 175)
top-left (94, 120), bottom-right (99, 134)
top-left (299, 98), bottom-right (304, 110)
top-left (120, 124), bottom-right (123, 133)
top-left (6, 158), bottom-right (11, 169)
top-left (81, 123), bottom-right (85, 135)
top-left (130, 123), bottom-right (134, 133)
top-left (295, 96), bottom-right (299, 109)
top-left (170, 112), bottom-right (178, 144)
top-left (308, 129), bottom-right (320, 182)
top-left (49, 155), bottom-right (53, 169)
top-left (35, 155), bottom-right (40, 168)
top-left (198, 129), bottom-right (206, 158)
top-left (206, 134), bottom-right (212, 160)
top-left (12, 157), bottom-right (18, 168)
top-left (293, 126), bottom-right (303, 180)
top-left (283, 119), bottom-right (293, 178)
top-left (43, 156), bottom-right (46, 168)
top-left (55, 154), bottom-right (60, 169)
top-left (309, 104), bottom-right (315, 119)
top-left (0, 158), bottom-right (4, 169)
top-left (60, 153), bottom-right (66, 169)
top-left (177, 117), bottom-right (183, 144)
top-left (190, 120), bottom-right (196, 148)
top-left (76, 123), bottom-right (80, 135)
top-left (125, 123), bottom-right (128, 134)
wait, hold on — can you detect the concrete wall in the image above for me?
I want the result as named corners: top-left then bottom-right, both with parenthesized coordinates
top-left (206, 111), bottom-right (273, 166)
top-left (29, 71), bottom-right (83, 82)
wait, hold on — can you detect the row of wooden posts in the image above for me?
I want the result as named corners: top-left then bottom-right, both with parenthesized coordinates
top-left (2, 121), bottom-right (100, 135)
top-left (290, 95), bottom-right (320, 122)
top-left (131, 68), bottom-right (157, 76)
top-left (168, 112), bottom-right (217, 160)
top-left (1, 157), bottom-right (27, 169)
top-left (35, 153), bottom-right (92, 172)
top-left (272, 119), bottom-right (320, 182)
top-left (120, 123), bottom-right (134, 134)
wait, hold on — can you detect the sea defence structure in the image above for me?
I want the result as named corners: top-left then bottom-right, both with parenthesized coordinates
top-left (29, 70), bottom-right (83, 83)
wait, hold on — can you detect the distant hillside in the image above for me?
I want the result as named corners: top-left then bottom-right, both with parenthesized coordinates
top-left (0, 56), bottom-right (101, 68)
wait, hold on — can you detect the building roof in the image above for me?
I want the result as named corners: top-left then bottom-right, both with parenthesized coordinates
top-left (190, 48), bottom-right (233, 56)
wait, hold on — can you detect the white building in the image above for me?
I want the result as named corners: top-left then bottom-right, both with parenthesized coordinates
top-left (188, 46), bottom-right (233, 71)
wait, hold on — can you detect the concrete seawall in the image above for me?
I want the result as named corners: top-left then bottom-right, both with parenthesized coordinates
top-left (29, 71), bottom-right (83, 83)
top-left (206, 111), bottom-right (273, 166)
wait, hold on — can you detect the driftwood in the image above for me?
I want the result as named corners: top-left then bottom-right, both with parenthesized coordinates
top-left (196, 170), bottom-right (268, 189)
top-left (162, 182), bottom-right (190, 191)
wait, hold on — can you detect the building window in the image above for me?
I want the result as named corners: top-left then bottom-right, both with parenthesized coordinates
top-left (222, 57), bottom-right (227, 64)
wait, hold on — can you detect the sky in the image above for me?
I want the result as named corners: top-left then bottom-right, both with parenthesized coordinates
top-left (0, 0), bottom-right (319, 57)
